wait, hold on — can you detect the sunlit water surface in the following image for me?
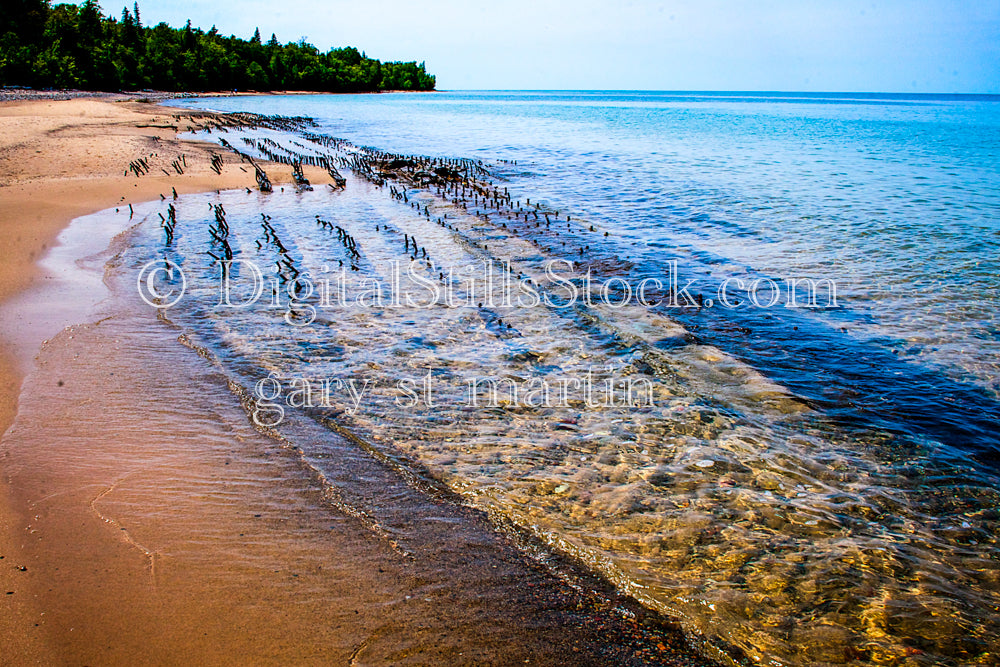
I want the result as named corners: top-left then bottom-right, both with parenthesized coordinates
top-left (141, 91), bottom-right (1000, 665)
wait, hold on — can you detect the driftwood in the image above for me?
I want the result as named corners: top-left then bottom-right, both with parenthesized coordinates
top-left (291, 162), bottom-right (312, 190)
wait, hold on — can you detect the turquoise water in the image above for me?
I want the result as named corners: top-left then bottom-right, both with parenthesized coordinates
top-left (153, 91), bottom-right (1000, 665)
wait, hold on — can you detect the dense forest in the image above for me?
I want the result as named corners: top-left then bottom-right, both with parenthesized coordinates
top-left (0, 0), bottom-right (436, 92)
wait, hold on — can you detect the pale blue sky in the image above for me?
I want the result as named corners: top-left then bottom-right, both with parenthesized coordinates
top-left (126, 0), bottom-right (1000, 92)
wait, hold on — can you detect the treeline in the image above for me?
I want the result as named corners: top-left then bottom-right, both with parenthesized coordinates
top-left (0, 0), bottom-right (436, 92)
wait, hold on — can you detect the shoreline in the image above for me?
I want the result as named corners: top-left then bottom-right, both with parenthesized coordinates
top-left (0, 95), bottom-right (327, 662)
top-left (0, 95), bottom-right (327, 426)
top-left (0, 95), bottom-right (715, 665)
top-left (0, 88), bottom-right (437, 104)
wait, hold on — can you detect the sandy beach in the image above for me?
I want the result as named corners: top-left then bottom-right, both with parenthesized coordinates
top-left (0, 95), bottom-right (712, 666)
top-left (0, 95), bottom-right (299, 420)
top-left (0, 95), bottom-right (232, 658)
top-left (0, 93), bottom-right (322, 663)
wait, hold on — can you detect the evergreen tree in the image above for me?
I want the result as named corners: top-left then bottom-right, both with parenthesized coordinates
top-left (0, 0), bottom-right (436, 93)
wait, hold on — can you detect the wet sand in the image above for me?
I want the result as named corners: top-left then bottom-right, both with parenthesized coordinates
top-left (0, 97), bottom-right (715, 665)
top-left (0, 96), bottom-right (301, 421)
top-left (0, 94), bottom-right (321, 663)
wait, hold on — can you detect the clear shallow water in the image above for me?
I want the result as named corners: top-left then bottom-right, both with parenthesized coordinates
top-left (2, 202), bottom-right (705, 666)
top-left (152, 92), bottom-right (1000, 665)
top-left (175, 92), bottom-right (1000, 448)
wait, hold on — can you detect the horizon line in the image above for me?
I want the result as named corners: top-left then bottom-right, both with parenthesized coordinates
top-left (429, 88), bottom-right (1000, 96)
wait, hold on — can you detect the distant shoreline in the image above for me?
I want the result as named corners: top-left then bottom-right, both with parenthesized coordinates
top-left (0, 87), bottom-right (437, 103)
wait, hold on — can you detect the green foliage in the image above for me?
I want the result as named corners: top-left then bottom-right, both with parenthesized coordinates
top-left (0, 0), bottom-right (436, 92)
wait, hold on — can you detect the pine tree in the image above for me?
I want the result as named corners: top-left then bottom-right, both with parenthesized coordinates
top-left (0, 0), bottom-right (436, 92)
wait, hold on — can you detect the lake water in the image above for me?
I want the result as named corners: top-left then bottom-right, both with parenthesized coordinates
top-left (151, 91), bottom-right (1000, 665)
